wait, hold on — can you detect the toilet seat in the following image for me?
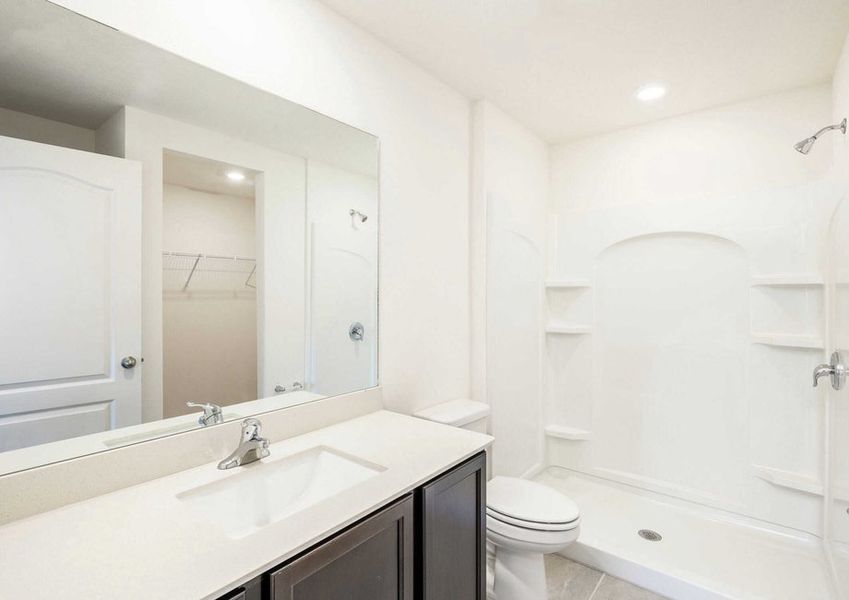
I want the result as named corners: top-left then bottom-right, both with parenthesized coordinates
top-left (486, 507), bottom-right (578, 531)
top-left (486, 476), bottom-right (580, 530)
top-left (487, 512), bottom-right (580, 550)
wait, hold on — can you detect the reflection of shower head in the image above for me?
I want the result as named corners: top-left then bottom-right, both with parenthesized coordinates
top-left (794, 118), bottom-right (847, 154)
top-left (349, 209), bottom-right (368, 223)
top-left (794, 137), bottom-right (816, 155)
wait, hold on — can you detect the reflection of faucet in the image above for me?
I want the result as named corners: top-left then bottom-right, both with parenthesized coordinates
top-left (218, 418), bottom-right (270, 470)
top-left (186, 402), bottom-right (223, 427)
top-left (274, 381), bottom-right (304, 394)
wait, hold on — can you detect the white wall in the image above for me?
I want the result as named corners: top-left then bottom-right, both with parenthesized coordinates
top-left (827, 33), bottom-right (849, 582)
top-left (833, 36), bottom-right (849, 177)
top-left (162, 184), bottom-right (257, 417)
top-left (52, 0), bottom-right (471, 415)
top-left (551, 84), bottom-right (833, 213)
top-left (547, 84), bottom-right (838, 534)
top-left (471, 100), bottom-right (548, 477)
top-left (0, 106), bottom-right (95, 151)
top-left (162, 185), bottom-right (256, 257)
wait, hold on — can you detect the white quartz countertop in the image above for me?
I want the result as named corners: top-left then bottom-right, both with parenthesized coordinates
top-left (0, 410), bottom-right (492, 600)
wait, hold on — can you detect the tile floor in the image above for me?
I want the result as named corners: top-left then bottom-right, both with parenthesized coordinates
top-left (545, 554), bottom-right (668, 600)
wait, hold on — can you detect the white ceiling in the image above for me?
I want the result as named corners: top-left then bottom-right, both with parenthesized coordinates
top-left (0, 0), bottom-right (379, 177)
top-left (164, 150), bottom-right (256, 199)
top-left (320, 0), bottom-right (849, 142)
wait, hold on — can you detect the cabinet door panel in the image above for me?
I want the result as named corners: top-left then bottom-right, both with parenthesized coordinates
top-left (270, 495), bottom-right (413, 600)
top-left (215, 574), bottom-right (262, 600)
top-left (417, 452), bottom-right (486, 600)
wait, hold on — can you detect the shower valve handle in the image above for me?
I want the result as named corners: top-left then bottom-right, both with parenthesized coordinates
top-left (813, 351), bottom-right (845, 390)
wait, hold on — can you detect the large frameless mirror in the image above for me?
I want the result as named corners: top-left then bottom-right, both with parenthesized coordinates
top-left (0, 0), bottom-right (379, 475)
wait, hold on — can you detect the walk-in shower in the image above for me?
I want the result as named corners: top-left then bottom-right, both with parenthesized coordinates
top-left (794, 118), bottom-right (847, 154)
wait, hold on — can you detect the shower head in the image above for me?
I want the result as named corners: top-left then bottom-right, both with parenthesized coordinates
top-left (794, 118), bottom-right (847, 154)
top-left (794, 136), bottom-right (817, 155)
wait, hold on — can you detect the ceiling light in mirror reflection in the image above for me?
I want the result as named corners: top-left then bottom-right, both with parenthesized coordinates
top-left (636, 84), bottom-right (667, 102)
top-left (226, 170), bottom-right (246, 182)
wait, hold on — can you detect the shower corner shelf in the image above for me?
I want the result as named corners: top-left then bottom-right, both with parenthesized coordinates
top-left (545, 279), bottom-right (591, 289)
top-left (544, 425), bottom-right (592, 441)
top-left (545, 324), bottom-right (592, 335)
top-left (750, 274), bottom-right (824, 286)
top-left (751, 464), bottom-right (823, 497)
top-left (750, 333), bottom-right (823, 349)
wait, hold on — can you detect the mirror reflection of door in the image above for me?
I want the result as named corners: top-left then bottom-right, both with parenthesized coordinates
top-left (161, 151), bottom-right (258, 418)
top-left (0, 135), bottom-right (142, 452)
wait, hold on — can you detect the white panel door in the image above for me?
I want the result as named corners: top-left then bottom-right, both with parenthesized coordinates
top-left (0, 135), bottom-right (142, 452)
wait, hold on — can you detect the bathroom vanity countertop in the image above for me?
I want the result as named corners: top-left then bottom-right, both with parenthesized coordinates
top-left (0, 410), bottom-right (492, 600)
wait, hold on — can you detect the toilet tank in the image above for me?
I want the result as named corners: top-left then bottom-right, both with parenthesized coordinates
top-left (414, 399), bottom-right (490, 433)
top-left (416, 399), bottom-right (492, 478)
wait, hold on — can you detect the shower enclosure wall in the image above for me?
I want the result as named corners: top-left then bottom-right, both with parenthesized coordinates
top-left (479, 78), bottom-right (849, 598)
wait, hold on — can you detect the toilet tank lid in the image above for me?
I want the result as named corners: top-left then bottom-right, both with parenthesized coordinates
top-left (414, 399), bottom-right (490, 427)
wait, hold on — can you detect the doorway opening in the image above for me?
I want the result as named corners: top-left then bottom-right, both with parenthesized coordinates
top-left (161, 150), bottom-right (258, 418)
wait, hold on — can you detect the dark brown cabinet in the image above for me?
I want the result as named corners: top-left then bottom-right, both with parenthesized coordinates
top-left (217, 576), bottom-right (262, 600)
top-left (270, 496), bottom-right (414, 600)
top-left (216, 451), bottom-right (485, 600)
top-left (416, 452), bottom-right (486, 600)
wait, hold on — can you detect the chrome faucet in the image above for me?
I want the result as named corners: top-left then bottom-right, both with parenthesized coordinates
top-left (218, 418), bottom-right (270, 470)
top-left (186, 401), bottom-right (223, 427)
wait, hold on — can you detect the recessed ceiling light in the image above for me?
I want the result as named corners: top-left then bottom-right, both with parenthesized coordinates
top-left (636, 84), bottom-right (667, 102)
top-left (226, 170), bottom-right (246, 182)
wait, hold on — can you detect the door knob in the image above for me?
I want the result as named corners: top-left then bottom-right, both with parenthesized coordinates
top-left (813, 351), bottom-right (845, 390)
top-left (120, 356), bottom-right (138, 369)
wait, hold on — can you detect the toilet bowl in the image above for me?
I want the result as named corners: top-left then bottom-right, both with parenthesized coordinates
top-left (486, 476), bottom-right (580, 600)
top-left (414, 400), bottom-right (581, 600)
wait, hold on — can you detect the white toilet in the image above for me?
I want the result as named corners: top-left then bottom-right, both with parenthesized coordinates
top-left (487, 476), bottom-right (580, 599)
top-left (415, 399), bottom-right (581, 600)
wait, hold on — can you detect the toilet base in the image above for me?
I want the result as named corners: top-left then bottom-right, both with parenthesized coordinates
top-left (492, 545), bottom-right (547, 600)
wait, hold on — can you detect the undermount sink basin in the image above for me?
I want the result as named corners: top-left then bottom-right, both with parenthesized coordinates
top-left (177, 446), bottom-right (385, 539)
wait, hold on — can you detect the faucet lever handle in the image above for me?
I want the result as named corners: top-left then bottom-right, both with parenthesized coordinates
top-left (241, 418), bottom-right (263, 441)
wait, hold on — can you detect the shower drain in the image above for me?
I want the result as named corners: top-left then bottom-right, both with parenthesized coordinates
top-left (638, 529), bottom-right (662, 542)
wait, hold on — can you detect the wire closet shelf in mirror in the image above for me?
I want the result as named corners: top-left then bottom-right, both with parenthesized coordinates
top-left (162, 251), bottom-right (257, 292)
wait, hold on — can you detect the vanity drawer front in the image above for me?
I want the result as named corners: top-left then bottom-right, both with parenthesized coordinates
top-left (417, 452), bottom-right (486, 600)
top-left (269, 495), bottom-right (414, 600)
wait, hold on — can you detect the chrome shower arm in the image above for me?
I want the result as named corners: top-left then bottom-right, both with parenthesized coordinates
top-left (794, 118), bottom-right (847, 154)
top-left (811, 118), bottom-right (847, 140)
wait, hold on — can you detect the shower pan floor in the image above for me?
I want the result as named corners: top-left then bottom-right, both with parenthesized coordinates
top-left (534, 467), bottom-right (835, 600)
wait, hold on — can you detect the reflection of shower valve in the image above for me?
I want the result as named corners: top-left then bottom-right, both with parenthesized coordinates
top-left (274, 381), bottom-right (304, 394)
top-left (349, 322), bottom-right (365, 341)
